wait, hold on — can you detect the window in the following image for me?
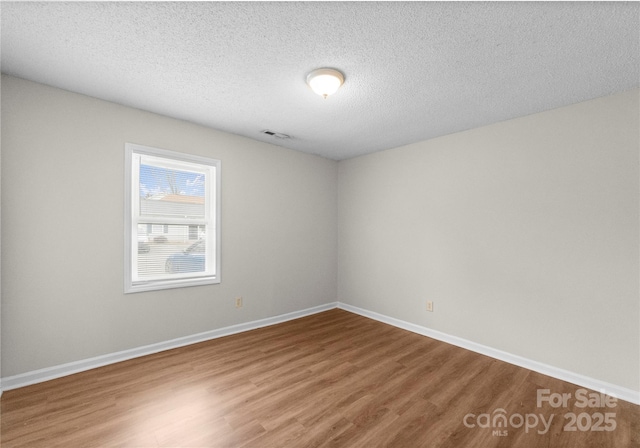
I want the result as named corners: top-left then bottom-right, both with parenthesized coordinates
top-left (125, 143), bottom-right (221, 293)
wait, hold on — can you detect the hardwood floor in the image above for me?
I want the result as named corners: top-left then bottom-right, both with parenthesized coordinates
top-left (1, 309), bottom-right (638, 447)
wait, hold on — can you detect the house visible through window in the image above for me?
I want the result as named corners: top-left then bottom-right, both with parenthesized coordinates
top-left (125, 143), bottom-right (221, 293)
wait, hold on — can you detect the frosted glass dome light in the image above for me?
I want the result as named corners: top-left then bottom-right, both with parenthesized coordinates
top-left (306, 68), bottom-right (345, 99)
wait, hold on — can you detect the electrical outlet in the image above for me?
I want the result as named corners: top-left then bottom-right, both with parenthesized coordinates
top-left (235, 297), bottom-right (243, 308)
top-left (426, 300), bottom-right (434, 312)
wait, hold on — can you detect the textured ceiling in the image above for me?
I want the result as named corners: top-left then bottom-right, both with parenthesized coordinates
top-left (1, 2), bottom-right (639, 160)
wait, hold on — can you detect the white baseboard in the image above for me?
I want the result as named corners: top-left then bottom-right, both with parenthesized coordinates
top-left (2, 300), bottom-right (638, 406)
top-left (337, 302), bottom-right (640, 406)
top-left (1, 302), bottom-right (337, 392)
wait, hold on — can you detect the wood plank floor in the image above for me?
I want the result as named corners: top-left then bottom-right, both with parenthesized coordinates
top-left (1, 309), bottom-right (638, 447)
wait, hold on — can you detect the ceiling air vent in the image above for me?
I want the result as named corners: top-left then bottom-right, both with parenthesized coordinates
top-left (260, 130), bottom-right (291, 139)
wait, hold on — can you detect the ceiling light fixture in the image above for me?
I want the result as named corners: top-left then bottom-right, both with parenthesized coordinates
top-left (306, 68), bottom-right (344, 99)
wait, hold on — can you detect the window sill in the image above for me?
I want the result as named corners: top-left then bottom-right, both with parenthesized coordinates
top-left (125, 276), bottom-right (220, 294)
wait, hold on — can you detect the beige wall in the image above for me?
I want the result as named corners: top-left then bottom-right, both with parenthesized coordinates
top-left (0, 74), bottom-right (3, 391)
top-left (0, 75), bottom-right (338, 377)
top-left (338, 89), bottom-right (640, 391)
top-left (2, 75), bottom-right (638, 394)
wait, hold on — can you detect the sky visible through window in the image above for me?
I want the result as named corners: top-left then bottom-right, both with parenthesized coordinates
top-left (140, 164), bottom-right (205, 199)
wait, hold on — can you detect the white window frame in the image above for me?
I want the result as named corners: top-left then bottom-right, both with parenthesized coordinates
top-left (124, 143), bottom-right (221, 293)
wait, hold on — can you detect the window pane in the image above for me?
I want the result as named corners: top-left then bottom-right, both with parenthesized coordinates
top-left (139, 163), bottom-right (206, 218)
top-left (137, 224), bottom-right (207, 279)
top-left (126, 142), bottom-right (220, 293)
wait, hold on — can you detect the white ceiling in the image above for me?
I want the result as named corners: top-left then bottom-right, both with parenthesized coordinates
top-left (1, 2), bottom-right (638, 160)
